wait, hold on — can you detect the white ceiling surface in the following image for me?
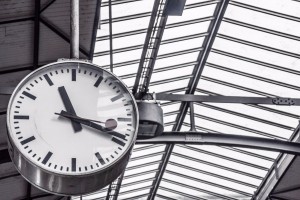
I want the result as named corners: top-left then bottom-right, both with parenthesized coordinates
top-left (0, 0), bottom-right (99, 199)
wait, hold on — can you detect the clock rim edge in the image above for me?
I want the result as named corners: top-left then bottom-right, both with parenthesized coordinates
top-left (6, 60), bottom-right (139, 195)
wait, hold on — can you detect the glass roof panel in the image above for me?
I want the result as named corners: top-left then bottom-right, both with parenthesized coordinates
top-left (72, 186), bottom-right (108, 199)
top-left (167, 4), bottom-right (216, 24)
top-left (219, 22), bottom-right (300, 54)
top-left (192, 103), bottom-right (293, 139)
top-left (106, 0), bottom-right (154, 18)
top-left (154, 52), bottom-right (199, 69)
top-left (90, 0), bottom-right (300, 199)
top-left (235, 0), bottom-right (300, 17)
top-left (118, 187), bottom-right (150, 200)
top-left (169, 148), bottom-right (263, 185)
top-left (163, 21), bottom-right (211, 40)
top-left (207, 52), bottom-right (300, 87)
top-left (225, 2), bottom-right (300, 40)
top-left (158, 37), bottom-right (204, 55)
top-left (150, 64), bottom-right (194, 83)
top-left (163, 171), bottom-right (252, 199)
top-left (148, 76), bottom-right (191, 93)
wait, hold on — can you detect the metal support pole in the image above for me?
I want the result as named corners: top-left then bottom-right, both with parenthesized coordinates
top-left (136, 132), bottom-right (300, 155)
top-left (70, 0), bottom-right (79, 59)
top-left (33, 0), bottom-right (40, 70)
top-left (189, 102), bottom-right (196, 132)
top-left (108, 0), bottom-right (114, 72)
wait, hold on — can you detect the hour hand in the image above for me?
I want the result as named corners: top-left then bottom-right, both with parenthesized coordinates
top-left (58, 86), bottom-right (82, 132)
top-left (55, 111), bottom-right (125, 140)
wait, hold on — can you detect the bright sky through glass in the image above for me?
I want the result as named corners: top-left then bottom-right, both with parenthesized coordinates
top-left (74, 0), bottom-right (300, 199)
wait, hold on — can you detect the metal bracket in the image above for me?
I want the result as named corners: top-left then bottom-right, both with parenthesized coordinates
top-left (185, 134), bottom-right (203, 142)
top-left (272, 98), bottom-right (295, 105)
top-left (57, 58), bottom-right (91, 63)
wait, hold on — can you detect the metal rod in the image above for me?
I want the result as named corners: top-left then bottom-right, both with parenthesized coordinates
top-left (148, 1), bottom-right (230, 199)
top-left (0, 17), bottom-right (34, 25)
top-left (89, 0), bottom-right (101, 60)
top-left (132, 0), bottom-right (162, 95)
top-left (70, 0), bottom-right (79, 59)
top-left (108, 0), bottom-right (114, 72)
top-left (40, 17), bottom-right (89, 57)
top-left (136, 132), bottom-right (300, 155)
top-left (156, 93), bottom-right (300, 105)
top-left (189, 102), bottom-right (196, 131)
top-left (33, 0), bottom-right (40, 70)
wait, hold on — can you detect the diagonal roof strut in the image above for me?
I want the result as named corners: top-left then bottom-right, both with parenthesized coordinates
top-left (146, 1), bottom-right (230, 199)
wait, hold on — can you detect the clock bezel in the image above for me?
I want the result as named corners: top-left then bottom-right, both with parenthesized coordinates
top-left (6, 60), bottom-right (139, 195)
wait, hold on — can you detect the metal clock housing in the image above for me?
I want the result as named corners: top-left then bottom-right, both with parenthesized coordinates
top-left (6, 60), bottom-right (139, 195)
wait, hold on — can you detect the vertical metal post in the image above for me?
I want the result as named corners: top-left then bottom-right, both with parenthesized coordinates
top-left (70, 0), bottom-right (79, 59)
top-left (33, 0), bottom-right (40, 70)
top-left (189, 102), bottom-right (196, 132)
top-left (108, 0), bottom-right (113, 72)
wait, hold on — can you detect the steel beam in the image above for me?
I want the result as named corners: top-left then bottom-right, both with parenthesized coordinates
top-left (132, 0), bottom-right (163, 95)
top-left (136, 132), bottom-right (300, 155)
top-left (272, 185), bottom-right (300, 196)
top-left (89, 0), bottom-right (102, 60)
top-left (26, 183), bottom-right (31, 200)
top-left (70, 0), bottom-right (79, 59)
top-left (40, 0), bottom-right (57, 13)
top-left (112, 171), bottom-right (125, 200)
top-left (156, 93), bottom-right (300, 105)
top-left (108, 0), bottom-right (114, 72)
top-left (252, 123), bottom-right (300, 200)
top-left (0, 149), bottom-right (11, 164)
top-left (0, 17), bottom-right (34, 25)
top-left (40, 17), bottom-right (89, 57)
top-left (147, 1), bottom-right (230, 199)
top-left (33, 0), bottom-right (40, 70)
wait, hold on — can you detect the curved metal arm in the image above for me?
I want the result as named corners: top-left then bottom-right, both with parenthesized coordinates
top-left (136, 131), bottom-right (300, 155)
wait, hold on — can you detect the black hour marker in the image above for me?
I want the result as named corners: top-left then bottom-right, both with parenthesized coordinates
top-left (14, 115), bottom-right (29, 120)
top-left (21, 136), bottom-right (35, 145)
top-left (112, 137), bottom-right (125, 147)
top-left (117, 117), bottom-right (131, 122)
top-left (72, 158), bottom-right (76, 172)
top-left (111, 94), bottom-right (124, 102)
top-left (43, 74), bottom-right (53, 86)
top-left (95, 152), bottom-right (105, 165)
top-left (72, 69), bottom-right (76, 81)
top-left (94, 76), bottom-right (103, 87)
top-left (22, 91), bottom-right (36, 100)
top-left (42, 151), bottom-right (53, 165)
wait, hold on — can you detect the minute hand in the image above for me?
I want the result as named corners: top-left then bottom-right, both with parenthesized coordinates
top-left (56, 111), bottom-right (126, 140)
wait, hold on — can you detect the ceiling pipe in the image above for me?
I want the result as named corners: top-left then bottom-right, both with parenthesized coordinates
top-left (70, 0), bottom-right (79, 59)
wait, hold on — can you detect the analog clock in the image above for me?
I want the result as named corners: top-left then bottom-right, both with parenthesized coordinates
top-left (6, 60), bottom-right (138, 195)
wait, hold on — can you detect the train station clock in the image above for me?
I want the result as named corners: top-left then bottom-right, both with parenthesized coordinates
top-left (6, 60), bottom-right (138, 195)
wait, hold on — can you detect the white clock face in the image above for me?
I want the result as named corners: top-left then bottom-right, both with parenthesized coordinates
top-left (7, 61), bottom-right (138, 175)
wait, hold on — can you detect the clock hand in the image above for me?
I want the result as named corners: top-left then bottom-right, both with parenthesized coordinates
top-left (55, 111), bottom-right (125, 140)
top-left (55, 112), bottom-right (106, 124)
top-left (58, 86), bottom-right (82, 132)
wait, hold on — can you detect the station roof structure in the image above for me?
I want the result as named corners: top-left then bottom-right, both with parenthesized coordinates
top-left (1, 0), bottom-right (300, 199)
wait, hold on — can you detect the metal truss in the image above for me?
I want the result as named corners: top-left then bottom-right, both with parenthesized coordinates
top-left (146, 1), bottom-right (230, 199)
top-left (0, 1), bottom-right (101, 200)
top-left (136, 132), bottom-right (300, 155)
top-left (156, 93), bottom-right (300, 105)
top-left (253, 123), bottom-right (300, 200)
top-left (132, 0), bottom-right (168, 96)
